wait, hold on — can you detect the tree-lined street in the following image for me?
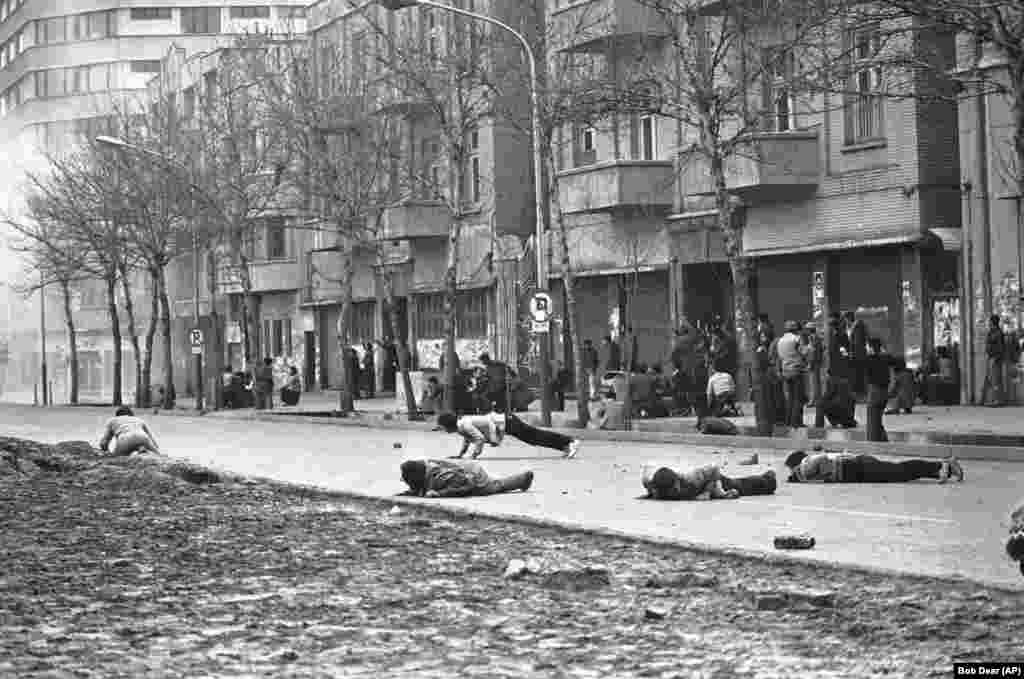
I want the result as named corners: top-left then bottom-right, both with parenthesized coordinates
top-left (1, 403), bottom-right (1021, 590)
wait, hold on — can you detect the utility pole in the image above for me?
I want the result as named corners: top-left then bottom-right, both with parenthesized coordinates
top-left (40, 273), bottom-right (48, 406)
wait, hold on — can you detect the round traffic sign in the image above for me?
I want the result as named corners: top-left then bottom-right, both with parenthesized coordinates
top-left (529, 292), bottom-right (553, 322)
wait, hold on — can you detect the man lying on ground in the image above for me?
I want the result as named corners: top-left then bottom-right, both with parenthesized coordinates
top-left (641, 463), bottom-right (777, 500)
top-left (784, 449), bottom-right (963, 484)
top-left (434, 412), bottom-right (580, 459)
top-left (98, 407), bottom-right (161, 456)
top-left (397, 459), bottom-right (534, 498)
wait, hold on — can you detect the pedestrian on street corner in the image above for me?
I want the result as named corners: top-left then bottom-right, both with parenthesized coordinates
top-left (362, 342), bottom-right (376, 399)
top-left (434, 411), bottom-right (580, 460)
top-left (98, 406), bottom-right (161, 456)
top-left (641, 463), bottom-right (777, 501)
top-left (776, 320), bottom-right (808, 429)
top-left (814, 369), bottom-right (858, 429)
top-left (397, 458), bottom-right (534, 498)
top-left (984, 314), bottom-right (1006, 407)
top-left (845, 311), bottom-right (868, 399)
top-left (785, 449), bottom-right (963, 484)
top-left (253, 357), bottom-right (274, 410)
top-left (863, 338), bottom-right (895, 442)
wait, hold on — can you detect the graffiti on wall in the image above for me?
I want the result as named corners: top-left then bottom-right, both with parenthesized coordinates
top-left (415, 338), bottom-right (492, 370)
top-left (996, 273), bottom-right (1021, 331)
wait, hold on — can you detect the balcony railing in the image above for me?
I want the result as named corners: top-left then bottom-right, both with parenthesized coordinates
top-left (557, 159), bottom-right (674, 214)
top-left (217, 259), bottom-right (304, 294)
top-left (551, 0), bottom-right (671, 53)
top-left (379, 200), bottom-right (451, 240)
top-left (677, 131), bottom-right (820, 199)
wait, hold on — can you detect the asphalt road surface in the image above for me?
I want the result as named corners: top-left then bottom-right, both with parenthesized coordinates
top-left (3, 403), bottom-right (1021, 590)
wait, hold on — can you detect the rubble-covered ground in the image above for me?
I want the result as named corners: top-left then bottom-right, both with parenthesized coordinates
top-left (1, 436), bottom-right (1021, 679)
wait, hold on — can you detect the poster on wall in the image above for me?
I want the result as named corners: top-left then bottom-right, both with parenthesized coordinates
top-left (812, 271), bottom-right (825, 321)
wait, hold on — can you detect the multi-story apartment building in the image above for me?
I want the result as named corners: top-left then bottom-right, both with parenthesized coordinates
top-left (0, 2), bottom-right (308, 403)
top-left (956, 34), bottom-right (1022, 404)
top-left (303, 0), bottom-right (537, 392)
top-left (546, 0), bottom-right (963, 389)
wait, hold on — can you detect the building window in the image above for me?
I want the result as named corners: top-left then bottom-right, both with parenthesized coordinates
top-left (352, 302), bottom-right (375, 342)
top-left (844, 27), bottom-right (885, 144)
top-left (277, 6), bottom-right (307, 19)
top-left (230, 6), bottom-right (271, 19)
top-left (469, 156), bottom-right (481, 203)
top-left (415, 293), bottom-right (446, 339)
top-left (456, 289), bottom-right (488, 337)
top-left (573, 124), bottom-right (597, 167)
top-left (130, 8), bottom-right (173, 21)
top-left (131, 60), bottom-right (162, 74)
top-left (71, 66), bottom-right (88, 93)
top-left (633, 115), bottom-right (655, 160)
top-left (182, 7), bottom-right (221, 34)
top-left (264, 217), bottom-right (287, 259)
top-left (762, 48), bottom-right (795, 132)
top-left (36, 16), bottom-right (67, 44)
top-left (182, 86), bottom-right (196, 120)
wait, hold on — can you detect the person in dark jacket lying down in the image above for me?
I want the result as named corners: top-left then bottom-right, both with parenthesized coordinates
top-left (641, 463), bottom-right (777, 500)
top-left (398, 458), bottom-right (534, 498)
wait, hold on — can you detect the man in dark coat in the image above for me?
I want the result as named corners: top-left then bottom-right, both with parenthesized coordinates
top-left (479, 352), bottom-right (510, 414)
top-left (844, 311), bottom-right (868, 397)
top-left (985, 314), bottom-right (1006, 406)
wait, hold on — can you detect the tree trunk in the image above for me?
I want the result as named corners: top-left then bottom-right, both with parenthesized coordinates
top-left (442, 150), bottom-right (464, 414)
top-left (713, 160), bottom-right (761, 428)
top-left (118, 262), bottom-right (143, 408)
top-left (382, 267), bottom-right (419, 419)
top-left (141, 267), bottom-right (160, 408)
top-left (336, 237), bottom-right (355, 413)
top-left (548, 150), bottom-right (589, 427)
top-left (207, 249), bottom-right (223, 409)
top-left (105, 274), bottom-right (123, 406)
top-left (60, 279), bottom-right (79, 406)
top-left (156, 266), bottom-right (175, 409)
top-left (234, 249), bottom-right (257, 368)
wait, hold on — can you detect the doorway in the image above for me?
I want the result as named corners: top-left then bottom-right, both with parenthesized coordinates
top-left (381, 297), bottom-right (408, 392)
top-left (304, 331), bottom-right (316, 390)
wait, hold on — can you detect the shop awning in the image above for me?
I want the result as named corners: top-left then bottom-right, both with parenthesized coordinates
top-left (745, 234), bottom-right (921, 258)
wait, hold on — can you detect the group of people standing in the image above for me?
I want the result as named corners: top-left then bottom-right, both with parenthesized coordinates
top-left (755, 311), bottom-right (921, 442)
top-left (221, 359), bottom-right (302, 410)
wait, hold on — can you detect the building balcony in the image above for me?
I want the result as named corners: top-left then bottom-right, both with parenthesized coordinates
top-left (372, 75), bottom-right (441, 116)
top-left (677, 131), bottom-right (820, 201)
top-left (551, 0), bottom-right (671, 53)
top-left (557, 160), bottom-right (674, 214)
top-left (218, 259), bottom-right (303, 294)
top-left (379, 200), bottom-right (451, 240)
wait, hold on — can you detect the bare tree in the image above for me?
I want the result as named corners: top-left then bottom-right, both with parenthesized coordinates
top-left (106, 100), bottom-right (197, 409)
top-left (193, 38), bottom-right (297, 371)
top-left (4, 206), bottom-right (88, 405)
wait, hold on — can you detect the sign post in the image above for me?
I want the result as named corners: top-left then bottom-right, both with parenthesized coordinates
top-left (190, 328), bottom-right (204, 355)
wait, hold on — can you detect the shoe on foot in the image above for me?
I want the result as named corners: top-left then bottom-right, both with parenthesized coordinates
top-left (948, 457), bottom-right (964, 482)
top-left (520, 471), bottom-right (534, 492)
top-left (564, 439), bottom-right (580, 459)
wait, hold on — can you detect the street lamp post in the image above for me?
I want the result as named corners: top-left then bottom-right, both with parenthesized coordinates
top-left (96, 135), bottom-right (204, 411)
top-left (376, 0), bottom-right (552, 425)
top-left (39, 272), bottom-right (48, 406)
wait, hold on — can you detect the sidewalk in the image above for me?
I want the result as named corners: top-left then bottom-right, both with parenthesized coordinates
top-left (259, 390), bottom-right (1024, 441)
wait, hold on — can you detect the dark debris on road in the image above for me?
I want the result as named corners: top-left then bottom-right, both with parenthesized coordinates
top-left (1, 436), bottom-right (1022, 678)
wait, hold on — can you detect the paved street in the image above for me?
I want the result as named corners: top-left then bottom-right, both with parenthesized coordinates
top-left (3, 403), bottom-right (1022, 590)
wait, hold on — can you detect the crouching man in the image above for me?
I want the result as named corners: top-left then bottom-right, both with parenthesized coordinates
top-left (398, 459), bottom-right (534, 498)
top-left (641, 463), bottom-right (777, 500)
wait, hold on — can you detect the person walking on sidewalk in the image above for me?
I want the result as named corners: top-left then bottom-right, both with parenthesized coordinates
top-left (641, 463), bottom-right (777, 500)
top-left (98, 407), bottom-right (161, 456)
top-left (785, 449), bottom-right (963, 484)
top-left (362, 342), bottom-right (376, 399)
top-left (434, 412), bottom-right (580, 460)
top-left (397, 459), bottom-right (534, 498)
top-left (985, 314), bottom-right (1006, 407)
top-left (845, 312), bottom-right (868, 398)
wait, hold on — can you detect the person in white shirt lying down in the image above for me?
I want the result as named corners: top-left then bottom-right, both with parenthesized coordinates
top-left (433, 412), bottom-right (580, 459)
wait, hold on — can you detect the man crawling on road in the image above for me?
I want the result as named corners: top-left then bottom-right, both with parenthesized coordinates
top-left (641, 463), bottom-right (777, 501)
top-left (398, 458), bottom-right (534, 498)
top-left (784, 449), bottom-right (964, 484)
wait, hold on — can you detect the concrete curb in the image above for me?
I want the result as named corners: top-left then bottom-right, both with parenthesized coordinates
top-left (54, 403), bottom-right (1024, 463)
top-left (233, 473), bottom-right (1024, 595)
